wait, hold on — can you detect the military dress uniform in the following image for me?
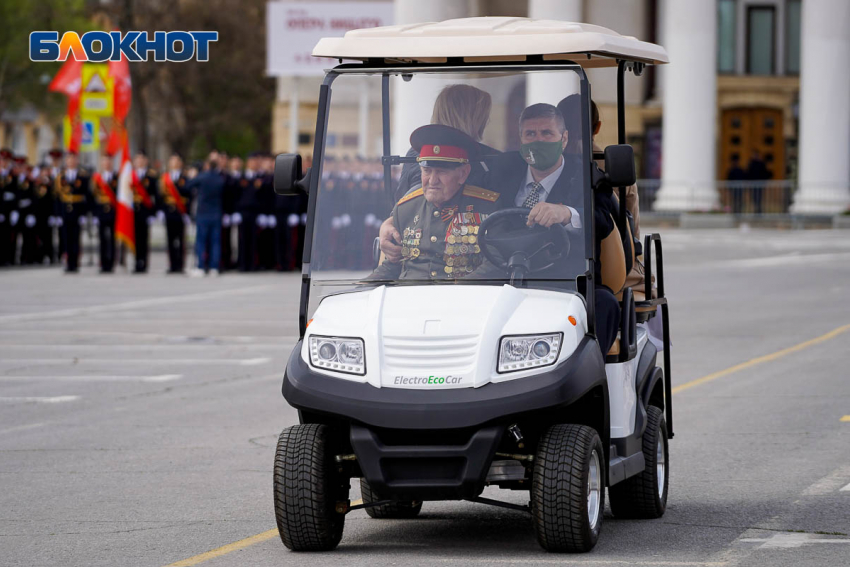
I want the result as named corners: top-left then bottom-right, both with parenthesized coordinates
top-left (0, 159), bottom-right (16, 266)
top-left (133, 168), bottom-right (158, 273)
top-left (33, 170), bottom-right (55, 264)
top-left (55, 168), bottom-right (90, 273)
top-left (91, 169), bottom-right (118, 272)
top-left (159, 170), bottom-right (192, 273)
top-left (370, 124), bottom-right (501, 281)
top-left (370, 184), bottom-right (500, 280)
top-left (15, 168), bottom-right (39, 264)
top-left (235, 171), bottom-right (262, 271)
top-left (221, 170), bottom-right (241, 270)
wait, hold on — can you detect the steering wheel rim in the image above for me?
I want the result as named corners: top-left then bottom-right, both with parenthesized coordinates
top-left (478, 208), bottom-right (571, 274)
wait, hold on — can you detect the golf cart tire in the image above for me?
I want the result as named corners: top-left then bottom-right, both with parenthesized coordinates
top-left (273, 424), bottom-right (345, 551)
top-left (532, 424), bottom-right (605, 553)
top-left (360, 479), bottom-right (423, 519)
top-left (609, 405), bottom-right (669, 519)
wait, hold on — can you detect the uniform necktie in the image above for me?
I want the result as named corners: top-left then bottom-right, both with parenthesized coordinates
top-left (523, 181), bottom-right (543, 208)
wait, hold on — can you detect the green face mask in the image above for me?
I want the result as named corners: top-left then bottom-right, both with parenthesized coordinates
top-left (520, 140), bottom-right (564, 171)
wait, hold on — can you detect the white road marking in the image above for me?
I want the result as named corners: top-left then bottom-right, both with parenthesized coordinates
top-left (0, 374), bottom-right (183, 383)
top-left (0, 358), bottom-right (275, 366)
top-left (740, 533), bottom-right (850, 549)
top-left (0, 284), bottom-right (277, 324)
top-left (142, 374), bottom-right (183, 382)
top-left (0, 422), bottom-right (47, 435)
top-left (239, 357), bottom-right (272, 366)
top-left (801, 466), bottom-right (850, 496)
top-left (0, 396), bottom-right (80, 403)
top-left (840, 482), bottom-right (850, 492)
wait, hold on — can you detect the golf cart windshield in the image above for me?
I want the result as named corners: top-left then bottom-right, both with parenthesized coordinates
top-left (308, 66), bottom-right (591, 300)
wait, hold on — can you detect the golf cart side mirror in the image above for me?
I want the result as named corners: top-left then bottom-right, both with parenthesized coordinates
top-left (603, 145), bottom-right (636, 187)
top-left (274, 153), bottom-right (310, 195)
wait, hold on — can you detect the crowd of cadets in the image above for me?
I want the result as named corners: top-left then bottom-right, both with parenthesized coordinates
top-left (0, 148), bottom-right (317, 274)
top-left (316, 156), bottom-right (394, 270)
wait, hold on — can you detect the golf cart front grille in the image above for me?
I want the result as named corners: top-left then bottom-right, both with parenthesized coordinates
top-left (382, 334), bottom-right (479, 371)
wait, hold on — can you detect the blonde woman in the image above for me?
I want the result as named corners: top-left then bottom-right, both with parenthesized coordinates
top-left (395, 84), bottom-right (498, 203)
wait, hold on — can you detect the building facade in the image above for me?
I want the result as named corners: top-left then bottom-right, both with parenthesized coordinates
top-left (269, 0), bottom-right (850, 213)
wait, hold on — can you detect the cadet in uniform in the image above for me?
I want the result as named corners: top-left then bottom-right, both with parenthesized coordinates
top-left (159, 154), bottom-right (192, 273)
top-left (132, 152), bottom-right (157, 273)
top-left (33, 162), bottom-right (55, 264)
top-left (55, 151), bottom-right (89, 273)
top-left (234, 152), bottom-right (263, 272)
top-left (370, 125), bottom-right (500, 281)
top-left (91, 154), bottom-right (118, 272)
top-left (1, 149), bottom-right (17, 266)
top-left (221, 156), bottom-right (243, 271)
top-left (14, 157), bottom-right (39, 264)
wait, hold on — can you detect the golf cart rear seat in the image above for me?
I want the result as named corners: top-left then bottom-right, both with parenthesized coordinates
top-left (600, 219), bottom-right (667, 361)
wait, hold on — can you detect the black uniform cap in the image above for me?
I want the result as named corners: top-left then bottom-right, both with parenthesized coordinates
top-left (410, 124), bottom-right (480, 169)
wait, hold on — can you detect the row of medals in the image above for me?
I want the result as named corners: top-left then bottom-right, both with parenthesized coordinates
top-left (445, 223), bottom-right (481, 275)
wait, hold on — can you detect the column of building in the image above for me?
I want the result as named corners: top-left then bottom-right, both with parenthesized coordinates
top-left (653, 0), bottom-right (718, 211)
top-left (791, 0), bottom-right (850, 214)
top-left (525, 0), bottom-right (583, 106)
top-left (391, 0), bottom-right (473, 153)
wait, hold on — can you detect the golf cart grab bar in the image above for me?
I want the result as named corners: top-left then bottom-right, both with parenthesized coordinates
top-left (643, 233), bottom-right (665, 300)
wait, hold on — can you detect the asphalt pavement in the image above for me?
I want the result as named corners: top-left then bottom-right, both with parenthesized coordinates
top-left (1, 228), bottom-right (849, 567)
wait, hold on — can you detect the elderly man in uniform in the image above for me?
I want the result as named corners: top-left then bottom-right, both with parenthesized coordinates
top-left (370, 125), bottom-right (500, 281)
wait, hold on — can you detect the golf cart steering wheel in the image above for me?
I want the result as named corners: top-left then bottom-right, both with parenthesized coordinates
top-left (478, 208), bottom-right (571, 280)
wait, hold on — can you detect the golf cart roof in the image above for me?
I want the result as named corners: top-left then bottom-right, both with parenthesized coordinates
top-left (312, 17), bottom-right (668, 68)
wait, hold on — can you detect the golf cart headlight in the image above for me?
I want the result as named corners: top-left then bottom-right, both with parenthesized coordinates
top-left (498, 333), bottom-right (562, 373)
top-left (309, 336), bottom-right (365, 375)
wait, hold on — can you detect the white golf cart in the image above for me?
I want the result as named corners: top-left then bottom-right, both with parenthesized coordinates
top-left (272, 17), bottom-right (673, 553)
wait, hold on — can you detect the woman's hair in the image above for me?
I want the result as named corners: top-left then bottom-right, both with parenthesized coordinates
top-left (430, 84), bottom-right (492, 142)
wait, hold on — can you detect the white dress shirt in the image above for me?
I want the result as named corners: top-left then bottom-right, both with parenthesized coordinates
top-left (514, 158), bottom-right (581, 228)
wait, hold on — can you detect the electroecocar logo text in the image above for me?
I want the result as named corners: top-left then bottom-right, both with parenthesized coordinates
top-left (393, 375), bottom-right (464, 386)
top-left (29, 31), bottom-right (218, 62)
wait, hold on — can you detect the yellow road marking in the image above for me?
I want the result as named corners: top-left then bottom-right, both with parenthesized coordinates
top-left (165, 323), bottom-right (850, 566)
top-left (163, 529), bottom-right (278, 567)
top-left (671, 323), bottom-right (850, 395)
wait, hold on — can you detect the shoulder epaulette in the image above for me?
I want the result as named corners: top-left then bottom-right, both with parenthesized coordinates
top-left (463, 185), bottom-right (500, 202)
top-left (397, 187), bottom-right (424, 205)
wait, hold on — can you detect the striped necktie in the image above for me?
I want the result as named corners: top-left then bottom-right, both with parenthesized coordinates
top-left (523, 182), bottom-right (543, 208)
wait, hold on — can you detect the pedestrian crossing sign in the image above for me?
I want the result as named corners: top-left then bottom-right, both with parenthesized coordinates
top-left (80, 64), bottom-right (114, 117)
top-left (80, 116), bottom-right (100, 151)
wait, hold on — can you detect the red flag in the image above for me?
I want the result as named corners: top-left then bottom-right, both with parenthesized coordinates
top-left (109, 52), bottom-right (132, 122)
top-left (107, 46), bottom-right (132, 156)
top-left (49, 57), bottom-right (83, 153)
top-left (116, 133), bottom-right (135, 254)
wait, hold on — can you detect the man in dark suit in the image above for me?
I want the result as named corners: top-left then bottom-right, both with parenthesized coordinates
top-left (487, 103), bottom-right (620, 356)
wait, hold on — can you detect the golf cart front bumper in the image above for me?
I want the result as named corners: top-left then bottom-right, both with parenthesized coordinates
top-left (283, 336), bottom-right (605, 430)
top-left (283, 336), bottom-right (605, 500)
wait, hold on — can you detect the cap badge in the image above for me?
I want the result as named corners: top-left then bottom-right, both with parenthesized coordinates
top-left (433, 145), bottom-right (440, 155)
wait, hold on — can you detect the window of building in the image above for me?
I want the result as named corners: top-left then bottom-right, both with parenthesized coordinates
top-left (747, 6), bottom-right (776, 75)
top-left (785, 0), bottom-right (802, 74)
top-left (718, 0), bottom-right (737, 73)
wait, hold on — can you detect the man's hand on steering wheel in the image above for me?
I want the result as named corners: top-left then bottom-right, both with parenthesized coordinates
top-left (527, 202), bottom-right (572, 228)
top-left (379, 216), bottom-right (403, 263)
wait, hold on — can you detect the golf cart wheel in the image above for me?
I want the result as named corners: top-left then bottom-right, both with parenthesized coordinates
top-left (273, 424), bottom-right (346, 551)
top-left (360, 479), bottom-right (422, 519)
top-left (609, 405), bottom-right (669, 519)
top-left (531, 424), bottom-right (605, 553)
